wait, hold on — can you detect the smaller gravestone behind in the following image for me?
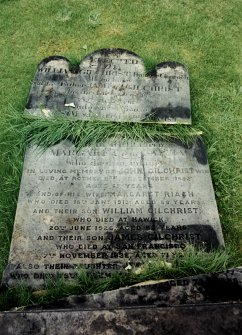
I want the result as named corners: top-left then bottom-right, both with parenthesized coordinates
top-left (25, 49), bottom-right (191, 124)
top-left (2, 138), bottom-right (224, 288)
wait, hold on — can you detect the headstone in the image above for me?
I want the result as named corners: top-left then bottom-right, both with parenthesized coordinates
top-left (25, 49), bottom-right (191, 124)
top-left (2, 137), bottom-right (224, 288)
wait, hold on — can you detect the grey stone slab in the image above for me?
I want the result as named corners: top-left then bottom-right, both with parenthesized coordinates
top-left (3, 269), bottom-right (242, 334)
top-left (25, 49), bottom-right (191, 124)
top-left (1, 304), bottom-right (242, 335)
top-left (2, 138), bottom-right (224, 288)
top-left (24, 268), bottom-right (242, 310)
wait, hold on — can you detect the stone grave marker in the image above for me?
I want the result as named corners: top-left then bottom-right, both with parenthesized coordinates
top-left (2, 137), bottom-right (224, 288)
top-left (25, 49), bottom-right (191, 124)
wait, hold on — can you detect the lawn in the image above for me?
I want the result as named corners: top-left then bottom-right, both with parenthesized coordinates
top-left (0, 0), bottom-right (241, 308)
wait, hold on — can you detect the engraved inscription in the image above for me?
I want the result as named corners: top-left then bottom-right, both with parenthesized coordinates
top-left (2, 139), bottom-right (224, 287)
top-left (25, 49), bottom-right (191, 124)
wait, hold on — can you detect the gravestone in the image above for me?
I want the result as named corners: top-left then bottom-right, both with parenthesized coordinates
top-left (25, 49), bottom-right (191, 124)
top-left (2, 138), bottom-right (224, 288)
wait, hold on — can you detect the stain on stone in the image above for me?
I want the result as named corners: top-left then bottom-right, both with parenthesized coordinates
top-left (82, 48), bottom-right (142, 72)
top-left (140, 152), bottom-right (156, 220)
top-left (193, 138), bottom-right (208, 165)
top-left (156, 61), bottom-right (188, 71)
top-left (89, 314), bottom-right (134, 335)
top-left (1, 314), bottom-right (43, 334)
top-left (104, 220), bottom-right (219, 254)
top-left (38, 55), bottom-right (80, 74)
top-left (147, 178), bottom-right (155, 221)
top-left (188, 225), bottom-right (220, 250)
top-left (146, 62), bottom-right (188, 77)
top-left (140, 152), bottom-right (146, 180)
top-left (172, 138), bottom-right (193, 150)
top-left (50, 73), bottom-right (64, 81)
top-left (26, 93), bottom-right (34, 109)
top-left (145, 106), bottom-right (190, 120)
top-left (196, 276), bottom-right (242, 303)
top-left (96, 48), bottom-right (140, 58)
top-left (118, 289), bottom-right (149, 307)
top-left (146, 68), bottom-right (157, 77)
top-left (166, 138), bottom-right (207, 166)
top-left (38, 55), bottom-right (69, 68)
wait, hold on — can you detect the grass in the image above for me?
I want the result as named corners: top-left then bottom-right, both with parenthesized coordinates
top-left (0, 0), bottom-right (241, 308)
top-left (3, 110), bottom-right (202, 149)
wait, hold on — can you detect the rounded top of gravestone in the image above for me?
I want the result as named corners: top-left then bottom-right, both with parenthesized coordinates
top-left (37, 49), bottom-right (188, 74)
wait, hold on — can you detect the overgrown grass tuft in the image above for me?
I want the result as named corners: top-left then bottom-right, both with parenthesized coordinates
top-left (1, 110), bottom-right (202, 152)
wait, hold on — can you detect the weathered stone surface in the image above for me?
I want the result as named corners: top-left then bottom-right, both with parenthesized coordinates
top-left (1, 304), bottom-right (242, 335)
top-left (25, 49), bottom-right (191, 124)
top-left (3, 269), bottom-right (242, 334)
top-left (2, 138), bottom-right (224, 288)
top-left (24, 268), bottom-right (242, 310)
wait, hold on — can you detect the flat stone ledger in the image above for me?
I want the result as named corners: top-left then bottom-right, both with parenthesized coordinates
top-left (25, 49), bottom-right (191, 124)
top-left (2, 138), bottom-right (224, 288)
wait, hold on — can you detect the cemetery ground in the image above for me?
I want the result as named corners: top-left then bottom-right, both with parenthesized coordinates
top-left (0, 0), bottom-right (241, 309)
